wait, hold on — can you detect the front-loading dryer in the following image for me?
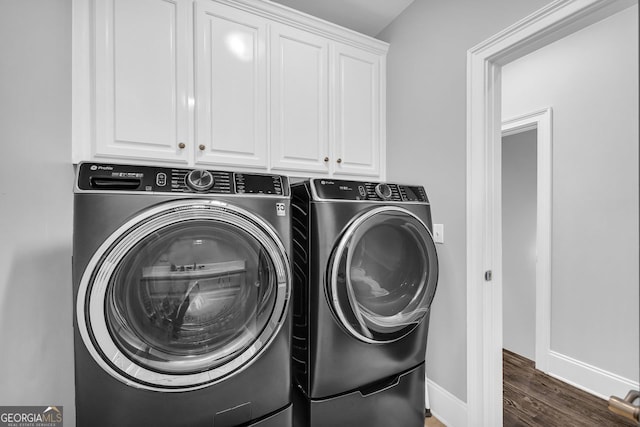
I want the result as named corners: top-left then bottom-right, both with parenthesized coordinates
top-left (291, 178), bottom-right (439, 427)
top-left (72, 162), bottom-right (292, 427)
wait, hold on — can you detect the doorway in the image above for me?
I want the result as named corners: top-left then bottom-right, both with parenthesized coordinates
top-left (501, 109), bottom-right (552, 374)
top-left (466, 0), bottom-right (638, 425)
top-left (502, 127), bottom-right (537, 363)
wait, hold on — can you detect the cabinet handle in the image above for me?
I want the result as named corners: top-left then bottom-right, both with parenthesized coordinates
top-left (178, 142), bottom-right (186, 149)
top-left (324, 157), bottom-right (329, 162)
top-left (199, 144), bottom-right (206, 151)
top-left (336, 158), bottom-right (342, 164)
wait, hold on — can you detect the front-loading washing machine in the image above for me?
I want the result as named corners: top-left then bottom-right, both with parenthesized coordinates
top-left (291, 178), bottom-right (438, 427)
top-left (72, 162), bottom-right (292, 427)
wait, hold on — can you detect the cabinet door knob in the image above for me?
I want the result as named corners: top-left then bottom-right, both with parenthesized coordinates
top-left (336, 158), bottom-right (342, 164)
top-left (324, 157), bottom-right (329, 162)
top-left (199, 144), bottom-right (206, 151)
top-left (178, 142), bottom-right (186, 149)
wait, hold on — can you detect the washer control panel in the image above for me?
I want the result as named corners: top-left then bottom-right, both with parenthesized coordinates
top-left (185, 169), bottom-right (215, 192)
top-left (77, 163), bottom-right (288, 196)
top-left (312, 179), bottom-right (428, 202)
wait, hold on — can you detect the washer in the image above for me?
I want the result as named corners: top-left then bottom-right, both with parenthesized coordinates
top-left (73, 162), bottom-right (292, 427)
top-left (291, 178), bottom-right (438, 427)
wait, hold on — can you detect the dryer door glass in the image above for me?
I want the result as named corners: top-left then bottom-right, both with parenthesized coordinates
top-left (106, 221), bottom-right (275, 373)
top-left (328, 206), bottom-right (438, 343)
top-left (77, 201), bottom-right (290, 391)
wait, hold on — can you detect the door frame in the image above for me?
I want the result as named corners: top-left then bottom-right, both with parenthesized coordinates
top-left (465, 0), bottom-right (636, 425)
top-left (501, 108), bottom-right (552, 373)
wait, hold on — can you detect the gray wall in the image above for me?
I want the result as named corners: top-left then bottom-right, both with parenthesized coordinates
top-left (502, 5), bottom-right (639, 382)
top-left (1, 0), bottom-right (635, 420)
top-left (502, 130), bottom-right (537, 360)
top-left (0, 1), bottom-right (75, 425)
top-left (378, 0), bottom-right (552, 402)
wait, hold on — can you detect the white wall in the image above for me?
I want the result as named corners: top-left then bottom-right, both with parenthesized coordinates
top-left (0, 1), bottom-right (75, 426)
top-left (502, 130), bottom-right (537, 360)
top-left (502, 4), bottom-right (639, 389)
top-left (378, 0), bottom-right (552, 402)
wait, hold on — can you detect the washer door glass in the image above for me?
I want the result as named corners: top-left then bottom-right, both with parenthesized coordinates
top-left (77, 200), bottom-right (290, 391)
top-left (328, 206), bottom-right (438, 343)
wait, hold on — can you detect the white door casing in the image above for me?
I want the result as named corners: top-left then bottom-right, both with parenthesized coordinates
top-left (501, 108), bottom-right (552, 375)
top-left (466, 0), bottom-right (636, 425)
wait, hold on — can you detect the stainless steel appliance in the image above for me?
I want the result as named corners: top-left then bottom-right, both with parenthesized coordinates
top-left (73, 163), bottom-right (292, 427)
top-left (291, 178), bottom-right (438, 427)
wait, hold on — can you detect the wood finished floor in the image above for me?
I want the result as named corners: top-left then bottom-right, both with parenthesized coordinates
top-left (503, 349), bottom-right (637, 427)
top-left (424, 350), bottom-right (637, 426)
top-left (424, 414), bottom-right (446, 427)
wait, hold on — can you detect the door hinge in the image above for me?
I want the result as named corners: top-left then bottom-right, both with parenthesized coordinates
top-left (484, 270), bottom-right (492, 281)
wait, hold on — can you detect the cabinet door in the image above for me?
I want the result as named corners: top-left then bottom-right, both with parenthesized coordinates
top-left (194, 1), bottom-right (267, 168)
top-left (270, 23), bottom-right (329, 174)
top-left (94, 0), bottom-right (190, 163)
top-left (332, 43), bottom-right (384, 177)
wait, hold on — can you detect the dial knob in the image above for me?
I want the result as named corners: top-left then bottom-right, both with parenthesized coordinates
top-left (374, 183), bottom-right (393, 200)
top-left (186, 169), bottom-right (214, 192)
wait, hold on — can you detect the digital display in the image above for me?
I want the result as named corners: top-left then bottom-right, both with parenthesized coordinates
top-left (313, 180), bottom-right (363, 200)
top-left (403, 187), bottom-right (420, 201)
top-left (236, 174), bottom-right (282, 195)
top-left (400, 186), bottom-right (426, 202)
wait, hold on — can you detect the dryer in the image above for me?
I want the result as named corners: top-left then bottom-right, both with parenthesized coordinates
top-left (291, 178), bottom-right (438, 427)
top-left (73, 163), bottom-right (292, 427)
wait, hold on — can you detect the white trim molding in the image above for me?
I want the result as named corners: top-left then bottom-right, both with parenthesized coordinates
top-left (428, 378), bottom-right (468, 427)
top-left (466, 0), bottom-right (637, 425)
top-left (71, 0), bottom-right (93, 163)
top-left (548, 350), bottom-right (640, 401)
top-left (501, 108), bottom-right (553, 374)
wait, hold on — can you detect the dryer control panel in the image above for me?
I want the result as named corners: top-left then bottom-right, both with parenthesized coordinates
top-left (76, 163), bottom-right (288, 196)
top-left (311, 179), bottom-right (428, 203)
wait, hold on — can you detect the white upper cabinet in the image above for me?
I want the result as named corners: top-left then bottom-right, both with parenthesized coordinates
top-left (194, 1), bottom-right (268, 168)
top-left (89, 0), bottom-right (191, 163)
top-left (270, 23), bottom-right (329, 174)
top-left (73, 0), bottom-right (388, 179)
top-left (333, 43), bottom-right (384, 177)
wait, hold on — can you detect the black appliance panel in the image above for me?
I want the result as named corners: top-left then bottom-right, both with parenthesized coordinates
top-left (312, 178), bottom-right (428, 202)
top-left (77, 163), bottom-right (287, 196)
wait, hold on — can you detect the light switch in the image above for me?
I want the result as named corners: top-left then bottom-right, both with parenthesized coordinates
top-left (433, 224), bottom-right (444, 244)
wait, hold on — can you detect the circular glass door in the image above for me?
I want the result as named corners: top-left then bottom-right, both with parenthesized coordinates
top-left (327, 206), bottom-right (438, 343)
top-left (76, 200), bottom-right (290, 391)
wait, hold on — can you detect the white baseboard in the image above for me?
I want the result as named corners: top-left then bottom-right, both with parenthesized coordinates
top-left (427, 379), bottom-right (468, 427)
top-left (547, 350), bottom-right (640, 400)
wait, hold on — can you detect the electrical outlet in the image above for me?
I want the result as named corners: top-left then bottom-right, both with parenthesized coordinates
top-left (433, 224), bottom-right (444, 244)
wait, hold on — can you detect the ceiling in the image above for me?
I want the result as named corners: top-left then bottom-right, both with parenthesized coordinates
top-left (268, 0), bottom-right (415, 37)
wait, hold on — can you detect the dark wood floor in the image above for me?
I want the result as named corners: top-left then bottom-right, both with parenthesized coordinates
top-left (503, 349), bottom-right (637, 427)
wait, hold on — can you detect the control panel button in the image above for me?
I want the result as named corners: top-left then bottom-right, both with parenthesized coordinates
top-left (185, 169), bottom-right (214, 192)
top-left (375, 183), bottom-right (393, 200)
top-left (156, 173), bottom-right (167, 187)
